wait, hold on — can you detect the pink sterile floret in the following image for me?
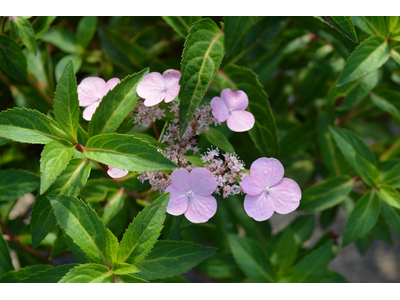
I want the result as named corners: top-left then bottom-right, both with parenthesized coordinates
top-left (136, 69), bottom-right (181, 107)
top-left (241, 157), bottom-right (301, 221)
top-left (107, 166), bottom-right (128, 179)
top-left (166, 168), bottom-right (218, 223)
top-left (77, 77), bottom-right (120, 121)
top-left (211, 88), bottom-right (255, 132)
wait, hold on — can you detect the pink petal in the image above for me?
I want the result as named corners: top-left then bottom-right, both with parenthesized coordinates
top-left (107, 166), bottom-right (128, 178)
top-left (184, 195), bottom-right (217, 223)
top-left (163, 69), bottom-right (181, 88)
top-left (244, 192), bottom-right (274, 221)
top-left (166, 185), bottom-right (189, 216)
top-left (269, 178), bottom-right (301, 214)
top-left (78, 77), bottom-right (107, 107)
top-left (136, 72), bottom-right (165, 99)
top-left (220, 88), bottom-right (249, 111)
top-left (250, 157), bottom-right (284, 188)
top-left (165, 84), bottom-right (180, 103)
top-left (170, 168), bottom-right (190, 192)
top-left (189, 168), bottom-right (217, 196)
top-left (211, 96), bottom-right (229, 122)
top-left (82, 101), bottom-right (100, 121)
top-left (104, 78), bottom-right (120, 94)
top-left (241, 175), bottom-right (264, 196)
top-left (143, 92), bottom-right (167, 107)
top-left (226, 110), bottom-right (255, 132)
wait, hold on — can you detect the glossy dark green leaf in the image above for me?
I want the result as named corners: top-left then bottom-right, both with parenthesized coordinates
top-left (0, 228), bottom-right (14, 276)
top-left (0, 34), bottom-right (29, 82)
top-left (21, 264), bottom-right (78, 283)
top-left (274, 227), bottom-right (297, 270)
top-left (316, 17), bottom-right (357, 43)
top-left (196, 253), bottom-right (245, 280)
top-left (354, 154), bottom-right (381, 187)
top-left (321, 270), bottom-right (348, 283)
top-left (224, 16), bottom-right (259, 54)
top-left (378, 185), bottom-right (400, 210)
top-left (290, 215), bottom-right (315, 246)
top-left (370, 90), bottom-right (400, 120)
top-left (179, 18), bottom-right (225, 135)
top-left (101, 189), bottom-right (126, 225)
top-left (58, 264), bottom-right (113, 283)
top-left (77, 16), bottom-right (97, 50)
top-left (352, 17), bottom-right (387, 36)
top-left (162, 16), bottom-right (201, 38)
top-left (11, 17), bottom-right (37, 54)
top-left (0, 265), bottom-right (51, 283)
top-left (372, 215), bottom-right (393, 245)
top-left (317, 110), bottom-right (339, 174)
top-left (0, 169), bottom-right (39, 201)
top-left (355, 232), bottom-right (374, 255)
top-left (381, 201), bottom-right (400, 238)
top-left (202, 127), bottom-right (235, 153)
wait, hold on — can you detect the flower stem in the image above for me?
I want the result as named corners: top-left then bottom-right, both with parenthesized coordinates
top-left (1, 17), bottom-right (8, 34)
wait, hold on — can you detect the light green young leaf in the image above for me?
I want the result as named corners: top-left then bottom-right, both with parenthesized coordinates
top-left (11, 17), bottom-right (37, 55)
top-left (105, 229), bottom-right (119, 267)
top-left (162, 16), bottom-right (201, 38)
top-left (354, 154), bottom-right (381, 187)
top-left (202, 127), bottom-right (235, 153)
top-left (378, 185), bottom-right (400, 210)
top-left (88, 68), bottom-right (149, 137)
top-left (58, 264), bottom-right (113, 283)
top-left (316, 17), bottom-right (358, 43)
top-left (135, 240), bottom-right (216, 280)
top-left (0, 228), bottom-right (14, 276)
top-left (0, 108), bottom-right (72, 144)
top-left (54, 60), bottom-right (79, 142)
top-left (21, 264), bottom-right (78, 283)
top-left (382, 161), bottom-right (400, 188)
top-left (342, 190), bottom-right (381, 247)
top-left (0, 34), bottom-right (29, 83)
top-left (112, 263), bottom-right (140, 275)
top-left (300, 176), bottom-right (354, 212)
top-left (0, 169), bottom-right (39, 201)
top-left (40, 140), bottom-right (75, 194)
top-left (228, 234), bottom-right (276, 283)
top-left (224, 16), bottom-right (260, 54)
top-left (77, 16), bottom-right (97, 50)
top-left (117, 274), bottom-right (148, 283)
top-left (118, 193), bottom-right (170, 265)
top-left (370, 90), bottom-right (400, 120)
top-left (391, 48), bottom-right (400, 66)
top-left (352, 16), bottom-right (387, 36)
top-left (179, 18), bottom-right (225, 136)
top-left (290, 240), bottom-right (333, 283)
top-left (83, 134), bottom-right (177, 172)
top-left (337, 36), bottom-right (390, 86)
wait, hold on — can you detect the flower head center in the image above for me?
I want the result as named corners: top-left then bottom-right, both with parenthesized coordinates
top-left (186, 190), bottom-right (195, 198)
top-left (264, 187), bottom-right (271, 194)
top-left (228, 108), bottom-right (233, 115)
top-left (162, 86), bottom-right (168, 92)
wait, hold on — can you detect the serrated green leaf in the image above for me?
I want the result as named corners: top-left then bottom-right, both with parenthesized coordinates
top-left (10, 17), bottom-right (37, 55)
top-left (58, 264), bottom-right (113, 283)
top-left (0, 228), bottom-right (14, 276)
top-left (337, 36), bottom-right (390, 86)
top-left (21, 264), bottom-right (78, 283)
top-left (135, 240), bottom-right (216, 280)
top-left (378, 185), bottom-right (400, 210)
top-left (162, 16), bottom-right (201, 38)
top-left (381, 201), bottom-right (400, 238)
top-left (354, 154), bottom-right (381, 187)
top-left (32, 16), bottom-right (56, 39)
top-left (83, 134), bottom-right (177, 172)
top-left (55, 54), bottom-right (82, 84)
top-left (370, 90), bottom-right (400, 120)
top-left (77, 16), bottom-right (97, 50)
top-left (196, 253), bottom-right (245, 280)
top-left (0, 108), bottom-right (72, 144)
top-left (316, 17), bottom-right (357, 43)
top-left (0, 34), bottom-right (29, 82)
top-left (352, 16), bottom-right (387, 37)
top-left (300, 176), bottom-right (354, 212)
top-left (49, 195), bottom-right (110, 266)
top-left (0, 265), bottom-right (51, 283)
top-left (215, 64), bottom-right (279, 157)
top-left (63, 232), bottom-right (90, 264)
top-left (118, 193), bottom-right (170, 265)
top-left (101, 189), bottom-right (126, 225)
top-left (40, 140), bottom-right (75, 194)
top-left (105, 229), bottom-right (119, 267)
top-left (0, 169), bottom-right (39, 201)
top-left (343, 190), bottom-right (381, 247)
top-left (202, 127), bottom-right (235, 153)
top-left (54, 60), bottom-right (79, 142)
top-left (290, 240), bottom-right (333, 283)
top-left (41, 29), bottom-right (79, 54)
top-left (179, 18), bottom-right (225, 136)
top-left (117, 274), bottom-right (148, 283)
top-left (224, 16), bottom-right (259, 54)
top-left (228, 234), bottom-right (276, 283)
top-left (88, 69), bottom-right (149, 137)
top-left (112, 263), bottom-right (140, 275)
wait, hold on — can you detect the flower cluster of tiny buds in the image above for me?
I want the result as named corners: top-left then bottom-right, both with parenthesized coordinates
top-left (132, 99), bottom-right (166, 126)
top-left (201, 148), bottom-right (247, 198)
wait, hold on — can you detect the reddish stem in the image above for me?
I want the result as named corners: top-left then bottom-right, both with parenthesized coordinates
top-left (151, 118), bottom-right (160, 140)
top-left (1, 17), bottom-right (8, 34)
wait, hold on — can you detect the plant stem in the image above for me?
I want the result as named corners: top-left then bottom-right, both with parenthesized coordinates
top-left (151, 117), bottom-right (160, 140)
top-left (1, 17), bottom-right (8, 34)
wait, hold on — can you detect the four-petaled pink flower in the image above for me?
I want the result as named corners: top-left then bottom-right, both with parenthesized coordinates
top-left (241, 158), bottom-right (301, 221)
top-left (137, 69), bottom-right (181, 107)
top-left (77, 77), bottom-right (120, 121)
top-left (211, 88), bottom-right (255, 132)
top-left (107, 166), bottom-right (128, 179)
top-left (166, 168), bottom-right (218, 223)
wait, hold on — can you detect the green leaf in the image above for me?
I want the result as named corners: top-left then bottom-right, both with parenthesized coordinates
top-left (77, 16), bottom-right (97, 50)
top-left (135, 240), bottom-right (216, 280)
top-left (11, 17), bottom-right (37, 55)
top-left (321, 270), bottom-right (348, 283)
top-left (31, 158), bottom-right (91, 249)
top-left (372, 215), bottom-right (393, 245)
top-left (354, 154), bottom-right (381, 187)
top-left (40, 140), bottom-right (75, 194)
top-left (381, 201), bottom-right (400, 238)
top-left (300, 176), bottom-right (354, 212)
top-left (0, 34), bottom-right (29, 82)
top-left (228, 234), bottom-right (276, 283)
top-left (370, 90), bottom-right (400, 120)
top-left (117, 274), bottom-right (148, 283)
top-left (0, 169), bottom-right (39, 201)
top-left (162, 16), bottom-right (201, 38)
top-left (179, 18), bottom-right (225, 135)
top-left (112, 263), bottom-right (140, 275)
top-left (317, 110), bottom-right (339, 174)
top-left (88, 69), bottom-right (149, 137)
top-left (274, 227), bottom-right (297, 270)
top-left (391, 48), bottom-right (400, 66)
top-left (202, 127), bottom-right (235, 153)
top-left (290, 240), bottom-right (333, 283)
top-left (0, 228), bottom-right (14, 276)
top-left (55, 54), bottom-right (82, 84)
top-left (386, 17), bottom-right (400, 36)
top-left (316, 17), bottom-right (357, 43)
top-left (224, 16), bottom-right (259, 54)
top-left (32, 16), bottom-right (56, 39)
top-left (0, 265), bottom-right (51, 283)
top-left (355, 232), bottom-right (374, 255)
top-left (41, 29), bottom-right (79, 54)
top-left (196, 253), bottom-right (245, 280)
top-left (58, 264), bottom-right (113, 283)
top-left (101, 189), bottom-right (126, 225)
top-left (342, 190), bottom-right (381, 247)
top-left (290, 215), bottom-right (315, 246)
top-left (337, 36), bottom-right (390, 86)
top-left (21, 264), bottom-right (78, 283)
top-left (0, 108), bottom-right (71, 144)
top-left (49, 195), bottom-right (110, 266)
top-left (382, 161), bottom-right (400, 188)
top-left (216, 64), bottom-right (279, 157)
top-left (352, 16), bottom-right (387, 36)
top-left (378, 185), bottom-right (400, 210)
top-left (118, 193), bottom-right (169, 265)
top-left (83, 134), bottom-right (177, 172)
top-left (105, 229), bottom-right (119, 267)
top-left (54, 60), bottom-right (79, 142)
